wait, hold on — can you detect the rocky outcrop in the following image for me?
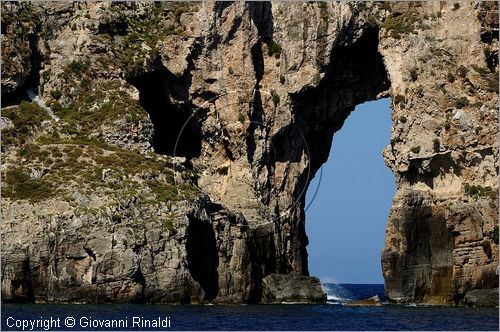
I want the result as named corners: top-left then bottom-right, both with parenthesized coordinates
top-left (464, 288), bottom-right (499, 307)
top-left (261, 274), bottom-right (326, 303)
top-left (1, 1), bottom-right (498, 305)
top-left (345, 295), bottom-right (382, 307)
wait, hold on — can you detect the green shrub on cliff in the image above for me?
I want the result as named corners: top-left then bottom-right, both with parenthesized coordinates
top-left (433, 138), bottom-right (440, 151)
top-left (464, 183), bottom-right (479, 196)
top-left (410, 146), bottom-right (421, 154)
top-left (454, 97), bottom-right (469, 109)
top-left (66, 60), bottom-right (89, 76)
top-left (381, 12), bottom-right (418, 39)
top-left (117, 4), bottom-right (185, 79)
top-left (464, 183), bottom-right (496, 198)
top-left (20, 134), bottom-right (199, 204)
top-left (1, 101), bottom-right (49, 150)
top-left (471, 64), bottom-right (489, 76)
top-left (163, 218), bottom-right (175, 233)
top-left (447, 72), bottom-right (455, 83)
top-left (271, 89), bottom-right (280, 107)
top-left (267, 40), bottom-right (282, 58)
top-left (2, 167), bottom-right (55, 202)
top-left (52, 84), bottom-right (146, 138)
top-left (50, 89), bottom-right (62, 100)
top-left (409, 67), bottom-right (419, 81)
top-left (367, 15), bottom-right (379, 27)
top-left (457, 65), bottom-right (468, 77)
top-left (394, 95), bottom-right (405, 105)
top-left (51, 101), bottom-right (63, 113)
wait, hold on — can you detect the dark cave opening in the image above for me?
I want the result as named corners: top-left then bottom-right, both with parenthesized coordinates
top-left (186, 215), bottom-right (219, 302)
top-left (3, 259), bottom-right (35, 303)
top-left (2, 30), bottom-right (41, 107)
top-left (129, 71), bottom-right (202, 158)
top-left (1, 89), bottom-right (31, 108)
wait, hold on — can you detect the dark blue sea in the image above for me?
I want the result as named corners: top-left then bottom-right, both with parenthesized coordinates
top-left (2, 284), bottom-right (498, 331)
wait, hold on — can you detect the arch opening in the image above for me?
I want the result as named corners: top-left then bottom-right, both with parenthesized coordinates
top-left (279, 26), bottom-right (393, 282)
top-left (305, 98), bottom-right (396, 289)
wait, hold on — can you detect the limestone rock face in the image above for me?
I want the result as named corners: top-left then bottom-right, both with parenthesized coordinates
top-left (1, 1), bottom-right (498, 305)
top-left (378, 2), bottom-right (499, 305)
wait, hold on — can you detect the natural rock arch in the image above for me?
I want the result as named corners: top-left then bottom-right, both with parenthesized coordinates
top-left (1, 1), bottom-right (497, 305)
top-left (177, 2), bottom-right (498, 304)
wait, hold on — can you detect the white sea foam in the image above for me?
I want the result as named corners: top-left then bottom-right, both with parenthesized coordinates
top-left (327, 294), bottom-right (345, 301)
top-left (322, 283), bottom-right (350, 303)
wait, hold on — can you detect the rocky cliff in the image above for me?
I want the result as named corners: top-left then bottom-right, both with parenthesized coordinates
top-left (1, 1), bottom-right (498, 305)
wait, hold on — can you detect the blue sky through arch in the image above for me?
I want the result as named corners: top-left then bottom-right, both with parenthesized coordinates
top-left (305, 98), bottom-right (395, 284)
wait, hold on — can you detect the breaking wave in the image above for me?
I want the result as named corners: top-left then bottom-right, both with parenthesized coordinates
top-left (322, 283), bottom-right (386, 304)
top-left (322, 283), bottom-right (351, 304)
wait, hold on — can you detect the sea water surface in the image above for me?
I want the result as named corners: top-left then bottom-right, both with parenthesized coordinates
top-left (2, 284), bottom-right (498, 331)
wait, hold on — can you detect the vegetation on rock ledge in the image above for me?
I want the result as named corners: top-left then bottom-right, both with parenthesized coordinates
top-left (2, 137), bottom-right (199, 205)
top-left (2, 101), bottom-right (49, 151)
top-left (381, 12), bottom-right (418, 39)
top-left (267, 40), bottom-right (282, 58)
top-left (464, 183), bottom-right (496, 198)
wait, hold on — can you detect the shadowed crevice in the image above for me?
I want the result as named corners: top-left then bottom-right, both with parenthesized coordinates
top-left (186, 215), bottom-right (219, 302)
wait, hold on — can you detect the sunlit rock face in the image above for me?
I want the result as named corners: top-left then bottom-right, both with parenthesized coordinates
top-left (1, 1), bottom-right (498, 305)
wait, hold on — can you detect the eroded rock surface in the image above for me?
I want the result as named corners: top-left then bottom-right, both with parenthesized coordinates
top-left (261, 274), bottom-right (326, 303)
top-left (1, 1), bottom-right (498, 305)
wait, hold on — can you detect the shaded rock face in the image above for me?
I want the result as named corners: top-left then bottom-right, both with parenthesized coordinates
top-left (1, 1), bottom-right (498, 305)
